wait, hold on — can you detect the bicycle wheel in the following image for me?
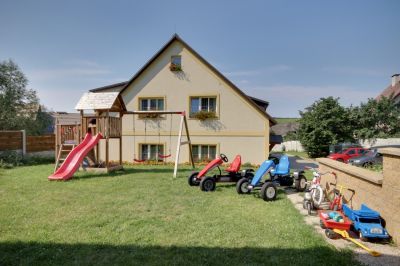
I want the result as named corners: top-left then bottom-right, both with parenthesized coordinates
top-left (312, 186), bottom-right (324, 207)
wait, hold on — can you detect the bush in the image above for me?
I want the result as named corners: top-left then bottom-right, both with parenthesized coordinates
top-left (0, 151), bottom-right (53, 168)
top-left (192, 111), bottom-right (217, 121)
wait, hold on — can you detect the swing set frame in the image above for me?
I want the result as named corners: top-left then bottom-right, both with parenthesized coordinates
top-left (126, 110), bottom-right (195, 178)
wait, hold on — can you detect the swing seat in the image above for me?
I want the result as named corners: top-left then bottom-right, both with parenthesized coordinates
top-left (158, 153), bottom-right (171, 159)
top-left (133, 158), bottom-right (146, 163)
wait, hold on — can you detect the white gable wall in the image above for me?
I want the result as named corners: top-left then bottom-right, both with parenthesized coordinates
top-left (102, 40), bottom-right (270, 164)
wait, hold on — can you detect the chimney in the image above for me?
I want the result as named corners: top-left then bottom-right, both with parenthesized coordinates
top-left (392, 73), bottom-right (400, 87)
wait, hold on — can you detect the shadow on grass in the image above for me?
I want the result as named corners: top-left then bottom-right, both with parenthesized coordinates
top-left (72, 167), bottom-right (190, 181)
top-left (0, 241), bottom-right (360, 266)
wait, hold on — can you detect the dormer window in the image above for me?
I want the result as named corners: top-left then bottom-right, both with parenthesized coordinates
top-left (170, 55), bottom-right (182, 71)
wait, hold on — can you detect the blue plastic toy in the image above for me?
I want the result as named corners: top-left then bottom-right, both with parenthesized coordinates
top-left (236, 155), bottom-right (307, 201)
top-left (343, 204), bottom-right (390, 241)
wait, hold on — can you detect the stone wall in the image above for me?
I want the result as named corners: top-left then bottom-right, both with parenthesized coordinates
top-left (317, 148), bottom-right (400, 245)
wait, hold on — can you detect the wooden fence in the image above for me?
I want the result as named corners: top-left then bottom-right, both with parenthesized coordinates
top-left (0, 131), bottom-right (23, 151)
top-left (0, 131), bottom-right (55, 153)
top-left (27, 134), bottom-right (55, 152)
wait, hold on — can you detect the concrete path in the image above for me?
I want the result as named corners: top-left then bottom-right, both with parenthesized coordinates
top-left (284, 155), bottom-right (400, 266)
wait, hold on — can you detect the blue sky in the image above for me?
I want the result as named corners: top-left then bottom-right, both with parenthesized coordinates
top-left (0, 0), bottom-right (399, 117)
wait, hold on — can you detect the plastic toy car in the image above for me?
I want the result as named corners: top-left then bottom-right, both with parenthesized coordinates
top-left (343, 204), bottom-right (390, 241)
top-left (236, 154), bottom-right (307, 201)
top-left (188, 154), bottom-right (254, 192)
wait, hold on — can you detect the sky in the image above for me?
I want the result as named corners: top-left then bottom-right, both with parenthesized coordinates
top-left (0, 0), bottom-right (399, 117)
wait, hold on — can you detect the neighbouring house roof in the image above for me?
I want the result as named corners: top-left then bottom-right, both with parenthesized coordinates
top-left (271, 122), bottom-right (299, 136)
top-left (75, 92), bottom-right (127, 112)
top-left (89, 34), bottom-right (276, 125)
top-left (51, 112), bottom-right (81, 125)
top-left (376, 82), bottom-right (400, 102)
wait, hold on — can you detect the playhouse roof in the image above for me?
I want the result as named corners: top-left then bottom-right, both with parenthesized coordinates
top-left (75, 92), bottom-right (126, 112)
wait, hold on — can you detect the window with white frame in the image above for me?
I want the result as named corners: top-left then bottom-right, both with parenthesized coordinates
top-left (140, 144), bottom-right (164, 161)
top-left (140, 98), bottom-right (164, 111)
top-left (191, 144), bottom-right (217, 162)
top-left (190, 96), bottom-right (217, 117)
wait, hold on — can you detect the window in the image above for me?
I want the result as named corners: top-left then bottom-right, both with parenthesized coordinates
top-left (170, 55), bottom-right (182, 71)
top-left (192, 144), bottom-right (217, 162)
top-left (140, 98), bottom-right (164, 111)
top-left (140, 144), bottom-right (164, 161)
top-left (190, 96), bottom-right (217, 117)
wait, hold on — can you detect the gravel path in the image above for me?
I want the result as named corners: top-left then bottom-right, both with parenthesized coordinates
top-left (281, 154), bottom-right (400, 265)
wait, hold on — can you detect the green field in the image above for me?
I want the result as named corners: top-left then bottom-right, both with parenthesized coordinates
top-left (0, 164), bottom-right (358, 265)
top-left (274, 117), bottom-right (300, 124)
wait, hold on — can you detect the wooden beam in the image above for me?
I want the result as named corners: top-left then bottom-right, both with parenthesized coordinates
top-left (183, 114), bottom-right (195, 169)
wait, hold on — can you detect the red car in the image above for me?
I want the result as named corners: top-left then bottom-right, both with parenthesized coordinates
top-left (327, 147), bottom-right (369, 163)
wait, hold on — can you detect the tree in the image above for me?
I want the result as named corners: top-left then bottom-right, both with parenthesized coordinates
top-left (0, 59), bottom-right (51, 135)
top-left (298, 97), bottom-right (354, 157)
top-left (351, 97), bottom-right (400, 140)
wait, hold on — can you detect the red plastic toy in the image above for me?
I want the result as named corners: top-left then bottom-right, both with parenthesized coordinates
top-left (188, 154), bottom-right (254, 192)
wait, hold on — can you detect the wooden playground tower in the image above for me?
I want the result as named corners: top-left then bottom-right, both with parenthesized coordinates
top-left (55, 92), bottom-right (194, 177)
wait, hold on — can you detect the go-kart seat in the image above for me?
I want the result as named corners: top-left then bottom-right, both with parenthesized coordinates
top-left (225, 155), bottom-right (241, 173)
top-left (271, 155), bottom-right (290, 176)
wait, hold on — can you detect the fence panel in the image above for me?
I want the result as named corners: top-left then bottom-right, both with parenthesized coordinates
top-left (26, 134), bottom-right (55, 152)
top-left (0, 131), bottom-right (23, 151)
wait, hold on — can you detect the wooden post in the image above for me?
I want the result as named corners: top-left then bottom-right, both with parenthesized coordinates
top-left (119, 112), bottom-right (123, 166)
top-left (55, 118), bottom-right (59, 162)
top-left (173, 115), bottom-right (185, 178)
top-left (105, 112), bottom-right (109, 168)
top-left (183, 114), bottom-right (194, 169)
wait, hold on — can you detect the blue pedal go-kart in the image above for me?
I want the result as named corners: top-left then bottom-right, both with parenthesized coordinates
top-left (236, 155), bottom-right (307, 201)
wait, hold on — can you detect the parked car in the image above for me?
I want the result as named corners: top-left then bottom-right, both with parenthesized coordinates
top-left (329, 143), bottom-right (362, 154)
top-left (327, 147), bottom-right (369, 163)
top-left (347, 149), bottom-right (382, 168)
top-left (343, 204), bottom-right (390, 242)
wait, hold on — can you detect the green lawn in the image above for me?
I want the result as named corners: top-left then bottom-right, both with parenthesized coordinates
top-left (0, 164), bottom-right (358, 265)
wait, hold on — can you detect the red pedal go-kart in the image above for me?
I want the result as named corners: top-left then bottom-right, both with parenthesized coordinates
top-left (188, 154), bottom-right (254, 192)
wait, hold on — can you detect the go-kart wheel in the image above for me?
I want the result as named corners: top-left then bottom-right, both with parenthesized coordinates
top-left (236, 178), bottom-right (251, 194)
top-left (188, 172), bottom-right (200, 186)
top-left (320, 220), bottom-right (326, 229)
top-left (295, 175), bottom-right (307, 192)
top-left (219, 153), bottom-right (228, 162)
top-left (200, 177), bottom-right (216, 192)
top-left (307, 202), bottom-right (312, 215)
top-left (260, 182), bottom-right (277, 201)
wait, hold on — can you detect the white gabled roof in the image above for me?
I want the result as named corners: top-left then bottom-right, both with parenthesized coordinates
top-left (75, 92), bottom-right (120, 110)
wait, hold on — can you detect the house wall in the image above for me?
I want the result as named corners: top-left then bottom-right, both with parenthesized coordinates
top-left (316, 148), bottom-right (400, 245)
top-left (98, 40), bottom-right (270, 164)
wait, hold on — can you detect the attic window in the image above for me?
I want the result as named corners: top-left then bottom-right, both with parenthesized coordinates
top-left (170, 55), bottom-right (182, 71)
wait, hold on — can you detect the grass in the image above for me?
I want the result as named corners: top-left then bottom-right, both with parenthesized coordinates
top-left (274, 117), bottom-right (299, 124)
top-left (0, 164), bottom-right (359, 265)
top-left (285, 151), bottom-right (311, 159)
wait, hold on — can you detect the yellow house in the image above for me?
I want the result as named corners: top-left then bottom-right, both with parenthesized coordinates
top-left (90, 34), bottom-right (277, 164)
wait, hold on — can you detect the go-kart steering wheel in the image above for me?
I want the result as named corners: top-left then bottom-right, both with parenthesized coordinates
top-left (220, 153), bottom-right (228, 162)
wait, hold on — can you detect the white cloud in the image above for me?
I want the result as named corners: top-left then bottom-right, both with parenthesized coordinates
top-left (243, 84), bottom-right (378, 117)
top-left (26, 59), bottom-right (112, 82)
top-left (322, 66), bottom-right (386, 77)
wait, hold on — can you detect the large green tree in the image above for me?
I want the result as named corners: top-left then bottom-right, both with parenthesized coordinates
top-left (351, 97), bottom-right (400, 139)
top-left (0, 59), bottom-right (51, 135)
top-left (298, 97), bottom-right (354, 157)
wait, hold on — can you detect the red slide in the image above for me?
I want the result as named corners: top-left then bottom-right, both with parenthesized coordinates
top-left (48, 133), bottom-right (103, 181)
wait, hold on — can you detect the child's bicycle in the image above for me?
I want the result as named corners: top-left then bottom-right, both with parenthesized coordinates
top-left (328, 183), bottom-right (355, 211)
top-left (303, 167), bottom-right (335, 214)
